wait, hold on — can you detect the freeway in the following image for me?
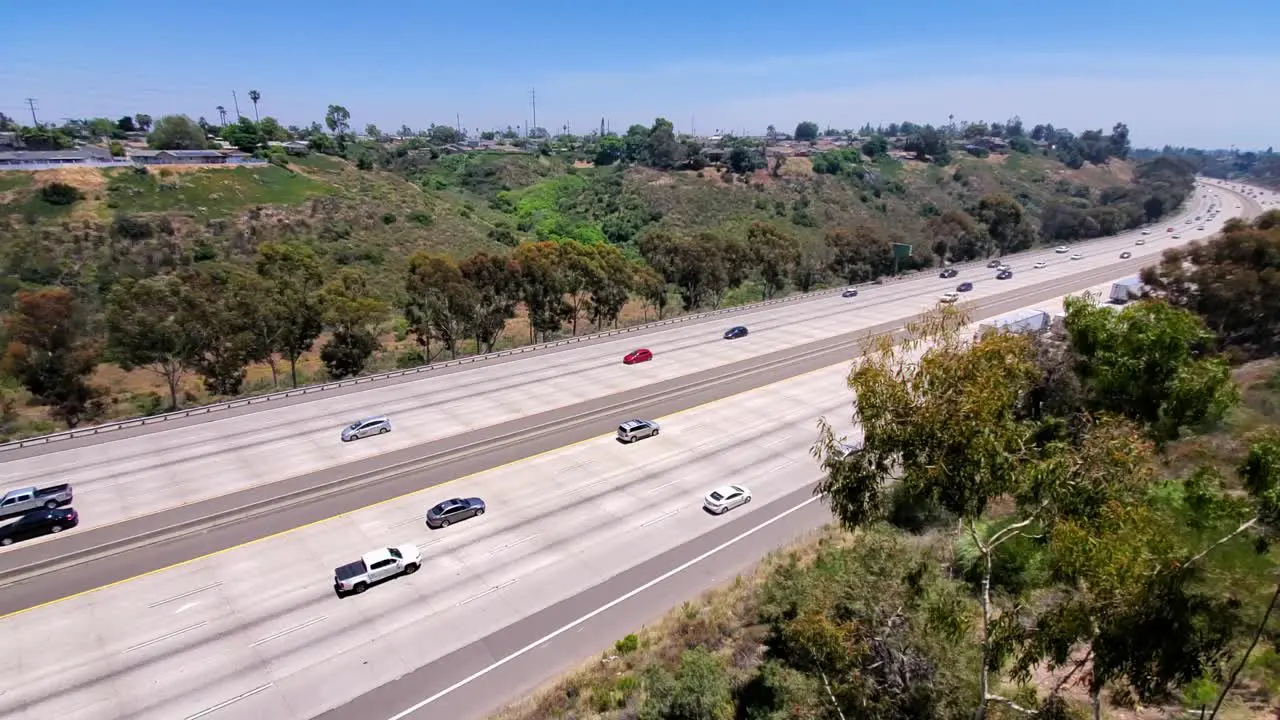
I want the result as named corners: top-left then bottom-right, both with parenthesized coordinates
top-left (0, 279), bottom-right (1122, 720)
top-left (0, 185), bottom-right (1236, 570)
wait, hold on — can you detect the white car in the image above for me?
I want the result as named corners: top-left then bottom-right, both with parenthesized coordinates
top-left (997, 264), bottom-right (1011, 273)
top-left (1173, 234), bottom-right (1181, 239)
top-left (1055, 246), bottom-right (1068, 253)
top-left (1070, 253), bottom-right (1083, 260)
top-left (1197, 226), bottom-right (1205, 230)
top-left (703, 484), bottom-right (751, 515)
top-left (1033, 261), bottom-right (1048, 269)
top-left (1141, 230), bottom-right (1151, 235)
top-left (939, 292), bottom-right (960, 304)
top-left (1136, 239), bottom-right (1145, 245)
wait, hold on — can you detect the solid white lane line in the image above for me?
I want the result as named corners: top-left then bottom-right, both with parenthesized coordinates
top-left (383, 493), bottom-right (823, 720)
top-left (124, 621), bottom-right (208, 653)
top-left (486, 534), bottom-right (539, 556)
top-left (762, 434), bottom-right (791, 448)
top-left (458, 579), bottom-right (518, 607)
top-left (147, 582), bottom-right (222, 608)
top-left (250, 616), bottom-right (328, 647)
top-left (640, 508), bottom-right (681, 528)
top-left (184, 683), bottom-right (275, 720)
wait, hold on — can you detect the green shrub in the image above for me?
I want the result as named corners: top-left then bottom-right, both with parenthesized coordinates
top-left (381, 212), bottom-right (397, 224)
top-left (40, 182), bottom-right (83, 205)
top-left (615, 633), bottom-right (639, 655)
top-left (408, 210), bottom-right (434, 226)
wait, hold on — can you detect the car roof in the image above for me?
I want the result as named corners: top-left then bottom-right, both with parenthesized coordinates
top-left (355, 415), bottom-right (389, 424)
top-left (621, 419), bottom-right (649, 428)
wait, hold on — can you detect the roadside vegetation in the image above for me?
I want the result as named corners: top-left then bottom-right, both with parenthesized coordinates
top-left (0, 109), bottom-right (1196, 440)
top-left (493, 211), bottom-right (1280, 720)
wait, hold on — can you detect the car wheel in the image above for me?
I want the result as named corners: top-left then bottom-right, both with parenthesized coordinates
top-left (744, 496), bottom-right (751, 504)
top-left (44, 500), bottom-right (58, 509)
top-left (404, 563), bottom-right (419, 575)
top-left (50, 525), bottom-right (63, 533)
top-left (0, 538), bottom-right (12, 546)
top-left (652, 428), bottom-right (660, 437)
top-left (475, 508), bottom-right (484, 516)
top-left (353, 582), bottom-right (367, 594)
top-left (380, 427), bottom-right (389, 434)
top-left (441, 519), bottom-right (450, 528)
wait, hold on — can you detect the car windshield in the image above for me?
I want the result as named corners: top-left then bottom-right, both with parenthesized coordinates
top-left (347, 421), bottom-right (361, 430)
top-left (709, 491), bottom-right (724, 501)
top-left (388, 547), bottom-right (402, 558)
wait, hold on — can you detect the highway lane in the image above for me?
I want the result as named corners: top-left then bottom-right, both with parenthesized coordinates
top-left (0, 347), bottom-right (863, 720)
top-left (0, 243), bottom-right (1238, 603)
top-left (0, 281), bottom-right (1119, 720)
top-left (0, 185), bottom-right (1231, 553)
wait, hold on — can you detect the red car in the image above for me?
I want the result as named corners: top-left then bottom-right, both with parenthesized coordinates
top-left (623, 348), bottom-right (653, 365)
top-left (1166, 227), bottom-right (1174, 232)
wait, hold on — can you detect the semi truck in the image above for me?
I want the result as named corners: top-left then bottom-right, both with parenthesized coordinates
top-left (1109, 276), bottom-right (1145, 304)
top-left (978, 308), bottom-right (1050, 335)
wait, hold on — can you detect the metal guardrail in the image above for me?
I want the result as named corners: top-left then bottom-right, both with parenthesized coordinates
top-left (0, 179), bottom-right (1224, 453)
top-left (0, 283), bottom-right (865, 453)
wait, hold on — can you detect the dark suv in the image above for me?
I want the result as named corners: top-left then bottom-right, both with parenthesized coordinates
top-left (723, 326), bottom-right (748, 340)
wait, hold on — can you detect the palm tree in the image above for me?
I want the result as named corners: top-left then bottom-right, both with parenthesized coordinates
top-left (216, 105), bottom-right (227, 127)
top-left (248, 90), bottom-right (261, 122)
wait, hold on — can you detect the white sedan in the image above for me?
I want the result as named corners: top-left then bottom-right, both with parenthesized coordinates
top-left (1070, 253), bottom-right (1083, 260)
top-left (939, 292), bottom-right (960, 304)
top-left (1141, 230), bottom-right (1151, 235)
top-left (703, 484), bottom-right (751, 515)
top-left (1033, 261), bottom-right (1048, 269)
top-left (1055, 246), bottom-right (1069, 253)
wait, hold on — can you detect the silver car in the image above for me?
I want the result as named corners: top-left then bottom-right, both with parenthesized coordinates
top-left (617, 419), bottom-right (660, 443)
top-left (341, 416), bottom-right (391, 442)
top-left (704, 484), bottom-right (751, 514)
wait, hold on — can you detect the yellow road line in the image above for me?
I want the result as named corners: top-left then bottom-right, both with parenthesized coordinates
top-left (0, 358), bottom-right (850, 622)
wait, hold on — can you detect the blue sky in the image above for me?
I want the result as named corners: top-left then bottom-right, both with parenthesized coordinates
top-left (3, 0), bottom-right (1278, 148)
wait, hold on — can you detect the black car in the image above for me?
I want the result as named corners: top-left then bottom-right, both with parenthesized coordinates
top-left (723, 326), bottom-right (748, 340)
top-left (996, 270), bottom-right (1013, 280)
top-left (986, 259), bottom-right (1002, 268)
top-left (426, 497), bottom-right (486, 529)
top-left (0, 507), bottom-right (78, 546)
top-left (957, 281), bottom-right (974, 292)
top-left (841, 288), bottom-right (858, 298)
top-left (939, 268), bottom-right (958, 279)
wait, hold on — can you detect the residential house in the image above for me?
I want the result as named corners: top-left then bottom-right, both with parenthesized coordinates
top-left (0, 147), bottom-right (114, 168)
top-left (128, 149), bottom-right (259, 165)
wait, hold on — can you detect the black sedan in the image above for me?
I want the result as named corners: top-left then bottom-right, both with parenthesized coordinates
top-left (426, 497), bottom-right (486, 529)
top-left (0, 507), bottom-right (78, 546)
top-left (986, 259), bottom-right (1002, 268)
top-left (957, 281), bottom-right (974, 292)
top-left (723, 326), bottom-right (749, 340)
top-left (841, 288), bottom-right (858, 298)
top-left (996, 270), bottom-right (1013, 280)
top-left (939, 268), bottom-right (958, 279)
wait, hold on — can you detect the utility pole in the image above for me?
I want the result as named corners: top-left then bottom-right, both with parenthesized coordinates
top-left (231, 90), bottom-right (242, 120)
top-left (528, 88), bottom-right (537, 137)
top-left (456, 113), bottom-right (461, 134)
top-left (24, 98), bottom-right (38, 126)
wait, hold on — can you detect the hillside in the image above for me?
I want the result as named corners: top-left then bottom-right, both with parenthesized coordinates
top-left (0, 137), bottom-right (1195, 439)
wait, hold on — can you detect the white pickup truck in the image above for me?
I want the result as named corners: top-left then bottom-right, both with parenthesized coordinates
top-left (1, 484), bottom-right (74, 520)
top-left (333, 545), bottom-right (421, 597)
